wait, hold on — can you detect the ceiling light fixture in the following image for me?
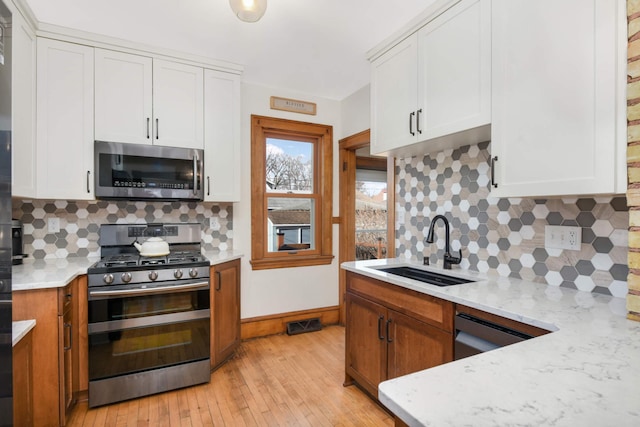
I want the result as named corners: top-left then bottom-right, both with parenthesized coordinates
top-left (229, 0), bottom-right (267, 23)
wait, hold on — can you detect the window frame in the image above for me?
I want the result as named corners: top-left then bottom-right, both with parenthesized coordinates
top-left (250, 115), bottom-right (334, 270)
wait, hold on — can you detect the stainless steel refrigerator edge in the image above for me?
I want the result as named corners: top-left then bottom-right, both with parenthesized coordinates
top-left (0, 0), bottom-right (12, 423)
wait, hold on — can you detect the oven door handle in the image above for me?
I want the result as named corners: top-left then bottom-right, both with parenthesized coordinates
top-left (88, 281), bottom-right (209, 299)
top-left (88, 309), bottom-right (210, 335)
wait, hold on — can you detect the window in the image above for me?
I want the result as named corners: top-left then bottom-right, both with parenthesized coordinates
top-left (250, 115), bottom-right (334, 270)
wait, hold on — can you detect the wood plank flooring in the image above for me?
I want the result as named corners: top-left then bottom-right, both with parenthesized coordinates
top-left (67, 325), bottom-right (393, 426)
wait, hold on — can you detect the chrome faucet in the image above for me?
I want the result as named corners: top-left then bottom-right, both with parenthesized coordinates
top-left (426, 215), bottom-right (462, 270)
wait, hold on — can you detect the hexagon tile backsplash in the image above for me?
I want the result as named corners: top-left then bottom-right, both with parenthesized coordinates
top-left (396, 141), bottom-right (629, 298)
top-left (12, 200), bottom-right (233, 259)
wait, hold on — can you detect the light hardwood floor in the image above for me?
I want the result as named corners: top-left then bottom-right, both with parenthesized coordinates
top-left (68, 325), bottom-right (394, 426)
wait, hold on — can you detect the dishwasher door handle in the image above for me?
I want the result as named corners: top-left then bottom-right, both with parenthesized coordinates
top-left (455, 330), bottom-right (499, 355)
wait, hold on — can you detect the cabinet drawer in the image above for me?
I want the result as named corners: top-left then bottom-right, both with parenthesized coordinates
top-left (346, 272), bottom-right (454, 332)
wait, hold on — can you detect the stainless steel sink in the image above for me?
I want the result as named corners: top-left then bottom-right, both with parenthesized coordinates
top-left (376, 266), bottom-right (475, 287)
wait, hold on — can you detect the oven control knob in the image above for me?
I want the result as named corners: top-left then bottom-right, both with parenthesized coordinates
top-left (121, 272), bottom-right (133, 283)
top-left (174, 269), bottom-right (183, 279)
top-left (149, 271), bottom-right (158, 281)
top-left (189, 268), bottom-right (198, 278)
top-left (103, 273), bottom-right (114, 285)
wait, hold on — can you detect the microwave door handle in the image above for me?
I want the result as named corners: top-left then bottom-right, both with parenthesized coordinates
top-left (193, 152), bottom-right (198, 195)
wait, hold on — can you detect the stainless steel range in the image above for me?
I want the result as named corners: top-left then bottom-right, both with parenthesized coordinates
top-left (87, 223), bottom-right (210, 408)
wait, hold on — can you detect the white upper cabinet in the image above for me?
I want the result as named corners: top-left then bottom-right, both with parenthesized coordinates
top-left (490, 0), bottom-right (626, 197)
top-left (371, 34), bottom-right (419, 155)
top-left (153, 59), bottom-right (204, 149)
top-left (36, 38), bottom-right (95, 200)
top-left (203, 69), bottom-right (241, 202)
top-left (11, 7), bottom-right (37, 198)
top-left (95, 49), bottom-right (153, 145)
top-left (370, 0), bottom-right (490, 156)
top-left (94, 51), bottom-right (204, 149)
top-left (417, 0), bottom-right (490, 141)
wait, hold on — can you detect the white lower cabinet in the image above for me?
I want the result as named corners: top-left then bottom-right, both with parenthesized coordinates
top-left (490, 0), bottom-right (626, 197)
top-left (36, 38), bottom-right (95, 200)
top-left (203, 69), bottom-right (241, 202)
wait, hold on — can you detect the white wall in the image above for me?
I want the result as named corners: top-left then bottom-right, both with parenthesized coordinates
top-left (238, 82), bottom-right (343, 319)
top-left (341, 84), bottom-right (370, 137)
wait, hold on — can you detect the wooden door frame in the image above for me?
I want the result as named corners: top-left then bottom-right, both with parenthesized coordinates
top-left (338, 129), bottom-right (395, 324)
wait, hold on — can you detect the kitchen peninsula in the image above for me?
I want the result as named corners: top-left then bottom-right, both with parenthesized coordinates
top-left (342, 258), bottom-right (640, 427)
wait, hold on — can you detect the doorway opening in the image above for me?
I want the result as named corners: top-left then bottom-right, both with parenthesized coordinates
top-left (338, 130), bottom-right (395, 323)
top-left (354, 152), bottom-right (387, 260)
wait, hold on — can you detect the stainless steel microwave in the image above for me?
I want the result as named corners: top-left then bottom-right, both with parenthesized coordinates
top-left (94, 141), bottom-right (204, 201)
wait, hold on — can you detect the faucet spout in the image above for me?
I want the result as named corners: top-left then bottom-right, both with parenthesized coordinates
top-left (426, 215), bottom-right (462, 270)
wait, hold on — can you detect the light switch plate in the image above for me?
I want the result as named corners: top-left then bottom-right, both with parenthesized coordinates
top-left (545, 225), bottom-right (581, 251)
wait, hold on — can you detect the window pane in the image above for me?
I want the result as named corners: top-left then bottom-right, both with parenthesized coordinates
top-left (267, 197), bottom-right (315, 252)
top-left (265, 138), bottom-right (314, 193)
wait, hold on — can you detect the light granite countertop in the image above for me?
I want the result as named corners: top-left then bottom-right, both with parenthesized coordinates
top-left (341, 258), bottom-right (640, 427)
top-left (12, 250), bottom-right (243, 291)
top-left (12, 320), bottom-right (36, 347)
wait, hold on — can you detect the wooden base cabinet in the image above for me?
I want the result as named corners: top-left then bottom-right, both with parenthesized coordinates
top-left (13, 328), bottom-right (34, 427)
top-left (345, 272), bottom-right (454, 398)
top-left (211, 259), bottom-right (241, 369)
top-left (13, 279), bottom-right (78, 427)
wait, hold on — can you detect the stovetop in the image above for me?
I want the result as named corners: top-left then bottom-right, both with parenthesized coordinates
top-left (94, 250), bottom-right (207, 269)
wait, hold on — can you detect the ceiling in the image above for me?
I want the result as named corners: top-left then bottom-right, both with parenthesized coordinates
top-left (22, 0), bottom-right (436, 101)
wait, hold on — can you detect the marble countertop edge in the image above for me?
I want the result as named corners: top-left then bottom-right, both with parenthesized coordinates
top-left (12, 320), bottom-right (36, 347)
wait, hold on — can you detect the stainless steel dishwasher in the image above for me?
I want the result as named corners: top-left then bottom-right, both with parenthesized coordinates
top-left (454, 312), bottom-right (534, 360)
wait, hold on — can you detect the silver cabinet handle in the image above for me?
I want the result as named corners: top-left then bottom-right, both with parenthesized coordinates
top-left (491, 156), bottom-right (498, 188)
top-left (416, 109), bottom-right (422, 134)
top-left (86, 171), bottom-right (91, 193)
top-left (155, 118), bottom-right (159, 140)
top-left (146, 117), bottom-right (150, 139)
top-left (207, 176), bottom-right (211, 196)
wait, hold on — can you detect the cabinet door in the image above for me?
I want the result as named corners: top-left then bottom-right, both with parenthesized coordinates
top-left (386, 310), bottom-right (453, 381)
top-left (153, 59), bottom-right (204, 149)
top-left (417, 0), bottom-right (490, 140)
top-left (211, 260), bottom-right (241, 368)
top-left (61, 285), bottom-right (74, 418)
top-left (13, 288), bottom-right (62, 427)
top-left (11, 10), bottom-right (37, 198)
top-left (370, 33), bottom-right (418, 155)
top-left (36, 38), bottom-right (94, 200)
top-left (345, 293), bottom-right (387, 398)
top-left (491, 0), bottom-right (623, 197)
top-left (203, 69), bottom-right (241, 201)
top-left (95, 49), bottom-right (153, 144)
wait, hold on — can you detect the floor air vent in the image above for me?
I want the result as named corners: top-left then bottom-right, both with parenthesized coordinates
top-left (286, 318), bottom-right (322, 335)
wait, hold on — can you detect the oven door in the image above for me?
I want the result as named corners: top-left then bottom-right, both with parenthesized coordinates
top-left (88, 280), bottom-right (210, 382)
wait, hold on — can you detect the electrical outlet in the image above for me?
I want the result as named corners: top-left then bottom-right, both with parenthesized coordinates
top-left (545, 225), bottom-right (581, 251)
top-left (209, 217), bottom-right (221, 231)
top-left (48, 217), bottom-right (60, 233)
